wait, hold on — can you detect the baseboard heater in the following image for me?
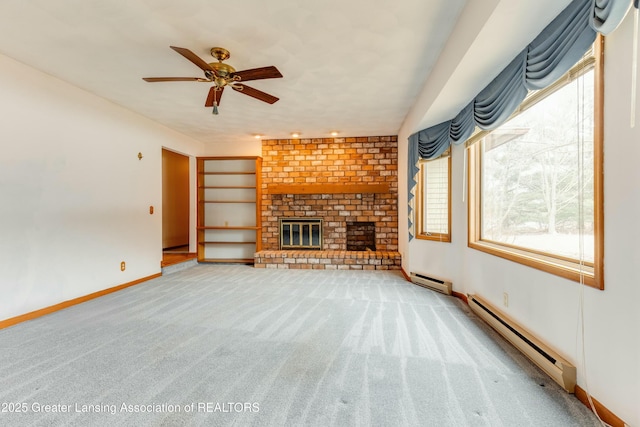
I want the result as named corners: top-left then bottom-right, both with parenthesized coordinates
top-left (410, 272), bottom-right (452, 295)
top-left (467, 294), bottom-right (576, 393)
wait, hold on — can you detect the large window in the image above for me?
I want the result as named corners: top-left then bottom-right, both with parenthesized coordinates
top-left (416, 152), bottom-right (451, 242)
top-left (468, 38), bottom-right (604, 289)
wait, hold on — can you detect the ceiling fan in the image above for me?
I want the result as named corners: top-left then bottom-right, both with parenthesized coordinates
top-left (143, 46), bottom-right (283, 114)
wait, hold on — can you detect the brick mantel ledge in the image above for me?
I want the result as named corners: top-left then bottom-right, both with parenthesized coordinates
top-left (254, 250), bottom-right (401, 270)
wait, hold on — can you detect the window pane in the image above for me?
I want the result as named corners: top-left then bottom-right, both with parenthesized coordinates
top-left (480, 70), bottom-right (594, 262)
top-left (292, 224), bottom-right (300, 245)
top-left (421, 156), bottom-right (449, 235)
top-left (302, 225), bottom-right (310, 246)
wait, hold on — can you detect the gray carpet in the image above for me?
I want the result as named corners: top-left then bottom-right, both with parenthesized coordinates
top-left (0, 264), bottom-right (599, 426)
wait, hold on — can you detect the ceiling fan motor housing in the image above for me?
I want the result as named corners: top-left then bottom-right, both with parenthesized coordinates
top-left (210, 62), bottom-right (236, 77)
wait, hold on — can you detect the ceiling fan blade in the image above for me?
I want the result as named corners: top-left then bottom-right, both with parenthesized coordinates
top-left (230, 66), bottom-right (283, 82)
top-left (170, 46), bottom-right (215, 74)
top-left (143, 77), bottom-right (210, 82)
top-left (205, 87), bottom-right (224, 107)
top-left (233, 84), bottom-right (279, 104)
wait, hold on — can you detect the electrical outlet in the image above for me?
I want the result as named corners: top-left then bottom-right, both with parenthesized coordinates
top-left (121, 261), bottom-right (126, 271)
top-left (224, 221), bottom-right (229, 227)
top-left (503, 292), bottom-right (509, 307)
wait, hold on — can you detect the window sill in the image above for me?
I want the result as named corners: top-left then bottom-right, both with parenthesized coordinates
top-left (416, 233), bottom-right (451, 243)
top-left (468, 239), bottom-right (602, 289)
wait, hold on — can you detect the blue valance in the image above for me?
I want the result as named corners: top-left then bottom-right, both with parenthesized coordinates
top-left (407, 133), bottom-right (421, 237)
top-left (592, 0), bottom-right (635, 33)
top-left (475, 52), bottom-right (529, 129)
top-left (525, 0), bottom-right (596, 90)
top-left (450, 102), bottom-right (475, 144)
top-left (408, 0), bottom-right (633, 240)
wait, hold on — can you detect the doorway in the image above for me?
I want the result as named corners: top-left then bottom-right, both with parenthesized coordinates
top-left (162, 148), bottom-right (190, 253)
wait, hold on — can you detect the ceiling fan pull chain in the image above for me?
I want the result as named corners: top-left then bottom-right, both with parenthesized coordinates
top-left (631, 5), bottom-right (639, 127)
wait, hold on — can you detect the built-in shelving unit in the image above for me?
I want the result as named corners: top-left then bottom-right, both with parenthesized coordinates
top-left (197, 157), bottom-right (262, 264)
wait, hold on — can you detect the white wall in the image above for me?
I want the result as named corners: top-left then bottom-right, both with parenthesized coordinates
top-left (202, 140), bottom-right (262, 157)
top-left (0, 53), bottom-right (204, 321)
top-left (400, 14), bottom-right (640, 427)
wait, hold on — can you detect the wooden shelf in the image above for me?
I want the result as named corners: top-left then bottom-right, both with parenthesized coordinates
top-left (201, 241), bottom-right (257, 245)
top-left (200, 200), bottom-right (256, 204)
top-left (199, 258), bottom-right (255, 264)
top-left (197, 226), bottom-right (260, 230)
top-left (268, 183), bottom-right (390, 194)
top-left (199, 171), bottom-right (255, 175)
top-left (201, 186), bottom-right (256, 189)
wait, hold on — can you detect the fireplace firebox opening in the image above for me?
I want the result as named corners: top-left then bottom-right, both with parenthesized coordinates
top-left (346, 221), bottom-right (376, 251)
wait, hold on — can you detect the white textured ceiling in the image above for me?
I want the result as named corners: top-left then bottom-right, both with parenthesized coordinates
top-left (0, 0), bottom-right (570, 145)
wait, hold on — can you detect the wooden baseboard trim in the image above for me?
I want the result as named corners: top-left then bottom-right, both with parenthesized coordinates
top-left (575, 385), bottom-right (626, 427)
top-left (400, 266), bottom-right (411, 282)
top-left (0, 273), bottom-right (162, 330)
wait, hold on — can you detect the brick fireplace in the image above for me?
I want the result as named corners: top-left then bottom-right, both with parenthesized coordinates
top-left (255, 135), bottom-right (400, 270)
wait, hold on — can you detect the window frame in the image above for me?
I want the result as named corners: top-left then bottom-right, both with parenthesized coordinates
top-left (467, 36), bottom-right (604, 289)
top-left (416, 151), bottom-right (452, 243)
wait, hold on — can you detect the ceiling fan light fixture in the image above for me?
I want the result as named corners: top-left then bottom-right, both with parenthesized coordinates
top-left (212, 101), bottom-right (219, 115)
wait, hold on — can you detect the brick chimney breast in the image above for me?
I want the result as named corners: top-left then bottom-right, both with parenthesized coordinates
top-left (261, 136), bottom-right (398, 252)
